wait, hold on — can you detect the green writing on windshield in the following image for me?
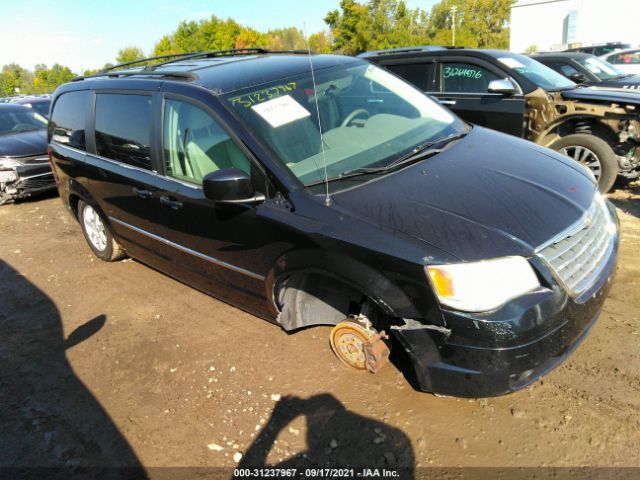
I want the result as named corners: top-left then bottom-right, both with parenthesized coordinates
top-left (228, 82), bottom-right (297, 108)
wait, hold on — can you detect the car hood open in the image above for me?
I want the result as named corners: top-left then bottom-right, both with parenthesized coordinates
top-left (333, 127), bottom-right (597, 262)
top-left (0, 130), bottom-right (47, 158)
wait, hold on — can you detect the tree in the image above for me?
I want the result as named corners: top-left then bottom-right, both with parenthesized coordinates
top-left (309, 31), bottom-right (333, 53)
top-left (115, 46), bottom-right (145, 64)
top-left (427, 0), bottom-right (514, 49)
top-left (0, 64), bottom-right (33, 96)
top-left (32, 64), bottom-right (75, 93)
top-left (325, 0), bottom-right (430, 55)
top-left (266, 27), bottom-right (306, 51)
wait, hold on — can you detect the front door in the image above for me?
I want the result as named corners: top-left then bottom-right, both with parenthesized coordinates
top-left (151, 96), bottom-right (291, 316)
top-left (432, 59), bottom-right (526, 137)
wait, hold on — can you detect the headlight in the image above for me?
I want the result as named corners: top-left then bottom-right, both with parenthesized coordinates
top-left (0, 158), bottom-right (20, 170)
top-left (426, 256), bottom-right (540, 312)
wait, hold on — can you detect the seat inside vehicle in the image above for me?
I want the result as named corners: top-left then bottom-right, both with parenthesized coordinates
top-left (167, 102), bottom-right (250, 183)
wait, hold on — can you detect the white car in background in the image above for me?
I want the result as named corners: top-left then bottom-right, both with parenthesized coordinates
top-left (600, 48), bottom-right (640, 75)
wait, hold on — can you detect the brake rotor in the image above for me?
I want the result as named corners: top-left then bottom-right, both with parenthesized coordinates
top-left (330, 320), bottom-right (372, 370)
top-left (330, 319), bottom-right (390, 372)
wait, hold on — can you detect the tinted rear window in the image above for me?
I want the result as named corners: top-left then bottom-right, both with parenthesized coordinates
top-left (49, 91), bottom-right (88, 150)
top-left (95, 94), bottom-right (152, 169)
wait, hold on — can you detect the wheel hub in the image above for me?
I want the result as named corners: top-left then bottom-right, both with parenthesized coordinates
top-left (83, 205), bottom-right (107, 252)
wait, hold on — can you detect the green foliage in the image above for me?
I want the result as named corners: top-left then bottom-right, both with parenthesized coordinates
top-left (266, 27), bottom-right (306, 51)
top-left (427, 0), bottom-right (513, 48)
top-left (33, 64), bottom-right (74, 93)
top-left (325, 0), bottom-right (430, 55)
top-left (151, 15), bottom-right (269, 56)
top-left (115, 46), bottom-right (145, 64)
top-left (309, 31), bottom-right (333, 53)
top-left (325, 0), bottom-right (514, 53)
top-left (0, 63), bottom-right (33, 96)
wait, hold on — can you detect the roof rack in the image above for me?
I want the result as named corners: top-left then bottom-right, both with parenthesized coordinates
top-left (357, 46), bottom-right (446, 58)
top-left (72, 48), bottom-right (312, 82)
top-left (97, 52), bottom-right (205, 73)
top-left (72, 70), bottom-right (198, 82)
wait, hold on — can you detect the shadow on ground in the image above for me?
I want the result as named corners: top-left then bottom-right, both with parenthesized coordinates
top-left (0, 260), bottom-right (146, 480)
top-left (609, 181), bottom-right (640, 219)
top-left (239, 394), bottom-right (414, 475)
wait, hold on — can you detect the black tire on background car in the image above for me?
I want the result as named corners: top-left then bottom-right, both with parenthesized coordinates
top-left (78, 200), bottom-right (125, 261)
top-left (549, 134), bottom-right (618, 193)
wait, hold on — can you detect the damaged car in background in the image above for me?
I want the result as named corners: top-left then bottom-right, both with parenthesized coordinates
top-left (49, 50), bottom-right (618, 397)
top-left (0, 103), bottom-right (56, 205)
top-left (362, 47), bottom-right (640, 193)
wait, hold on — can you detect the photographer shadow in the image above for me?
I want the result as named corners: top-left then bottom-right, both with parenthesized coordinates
top-left (239, 394), bottom-right (414, 476)
top-left (0, 260), bottom-right (145, 479)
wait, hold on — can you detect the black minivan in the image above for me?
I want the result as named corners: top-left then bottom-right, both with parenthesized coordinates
top-left (49, 50), bottom-right (619, 397)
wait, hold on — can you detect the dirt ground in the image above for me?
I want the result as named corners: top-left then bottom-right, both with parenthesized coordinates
top-left (0, 183), bottom-right (639, 478)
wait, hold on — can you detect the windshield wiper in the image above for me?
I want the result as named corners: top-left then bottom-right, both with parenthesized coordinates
top-left (305, 131), bottom-right (468, 187)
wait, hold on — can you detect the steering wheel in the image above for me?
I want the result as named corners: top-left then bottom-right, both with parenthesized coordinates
top-left (341, 109), bottom-right (370, 127)
top-left (10, 123), bottom-right (35, 133)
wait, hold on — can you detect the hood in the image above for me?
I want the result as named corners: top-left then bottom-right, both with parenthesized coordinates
top-left (561, 86), bottom-right (640, 105)
top-left (0, 130), bottom-right (48, 158)
top-left (333, 127), bottom-right (596, 262)
top-left (592, 74), bottom-right (640, 91)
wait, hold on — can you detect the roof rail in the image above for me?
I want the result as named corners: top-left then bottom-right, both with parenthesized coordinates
top-left (71, 70), bottom-right (198, 82)
top-left (71, 48), bottom-right (313, 82)
top-left (142, 48), bottom-right (312, 71)
top-left (357, 46), bottom-right (446, 58)
top-left (98, 52), bottom-right (205, 73)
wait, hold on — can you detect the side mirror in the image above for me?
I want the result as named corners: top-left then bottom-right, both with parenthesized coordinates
top-left (202, 168), bottom-right (265, 204)
top-left (569, 72), bottom-right (587, 84)
top-left (488, 78), bottom-right (518, 95)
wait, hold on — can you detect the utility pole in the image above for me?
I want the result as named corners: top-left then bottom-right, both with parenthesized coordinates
top-left (451, 5), bottom-right (458, 47)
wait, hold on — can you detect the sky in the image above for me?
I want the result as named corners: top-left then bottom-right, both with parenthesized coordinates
top-left (0, 0), bottom-right (440, 73)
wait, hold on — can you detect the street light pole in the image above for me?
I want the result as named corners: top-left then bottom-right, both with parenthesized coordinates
top-left (451, 5), bottom-right (458, 47)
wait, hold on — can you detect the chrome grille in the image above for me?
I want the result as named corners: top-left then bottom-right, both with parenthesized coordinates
top-left (537, 197), bottom-right (615, 297)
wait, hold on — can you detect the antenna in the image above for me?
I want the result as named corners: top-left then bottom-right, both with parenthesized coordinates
top-left (303, 23), bottom-right (332, 207)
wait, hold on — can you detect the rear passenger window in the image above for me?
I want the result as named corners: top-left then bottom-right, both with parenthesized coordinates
top-left (163, 99), bottom-right (250, 185)
top-left (385, 63), bottom-right (434, 91)
top-left (441, 62), bottom-right (502, 93)
top-left (49, 91), bottom-right (88, 150)
top-left (95, 94), bottom-right (152, 170)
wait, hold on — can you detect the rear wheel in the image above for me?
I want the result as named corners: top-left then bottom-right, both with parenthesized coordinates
top-left (78, 200), bottom-right (125, 262)
top-left (550, 134), bottom-right (618, 193)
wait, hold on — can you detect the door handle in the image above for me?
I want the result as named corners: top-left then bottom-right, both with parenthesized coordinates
top-left (439, 100), bottom-right (457, 105)
top-left (133, 187), bottom-right (153, 199)
top-left (159, 196), bottom-right (183, 210)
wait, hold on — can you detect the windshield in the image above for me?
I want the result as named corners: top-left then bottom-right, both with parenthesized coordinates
top-left (497, 54), bottom-right (576, 91)
top-left (223, 62), bottom-right (466, 187)
top-left (0, 109), bottom-right (47, 135)
top-left (576, 56), bottom-right (624, 80)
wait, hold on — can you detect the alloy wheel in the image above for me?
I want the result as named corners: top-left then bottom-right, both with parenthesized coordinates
top-left (83, 204), bottom-right (107, 252)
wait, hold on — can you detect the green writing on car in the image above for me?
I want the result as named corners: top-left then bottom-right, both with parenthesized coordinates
top-left (444, 67), bottom-right (483, 79)
top-left (229, 82), bottom-right (297, 108)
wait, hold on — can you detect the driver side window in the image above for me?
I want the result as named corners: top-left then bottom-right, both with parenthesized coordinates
top-left (163, 99), bottom-right (251, 185)
top-left (441, 62), bottom-right (501, 93)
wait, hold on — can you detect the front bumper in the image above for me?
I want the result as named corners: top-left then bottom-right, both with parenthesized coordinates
top-left (392, 211), bottom-right (619, 398)
top-left (1, 161), bottom-right (56, 201)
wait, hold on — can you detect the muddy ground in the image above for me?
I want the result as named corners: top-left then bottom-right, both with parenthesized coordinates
top-left (0, 184), bottom-right (639, 478)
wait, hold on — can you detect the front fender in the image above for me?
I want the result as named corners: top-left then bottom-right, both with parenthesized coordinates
top-left (265, 248), bottom-right (423, 327)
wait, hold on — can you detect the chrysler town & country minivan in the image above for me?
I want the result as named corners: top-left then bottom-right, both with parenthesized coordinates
top-left (48, 50), bottom-right (619, 397)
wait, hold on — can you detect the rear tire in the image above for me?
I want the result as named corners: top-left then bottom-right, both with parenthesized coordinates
top-left (549, 134), bottom-right (618, 193)
top-left (78, 200), bottom-right (125, 262)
